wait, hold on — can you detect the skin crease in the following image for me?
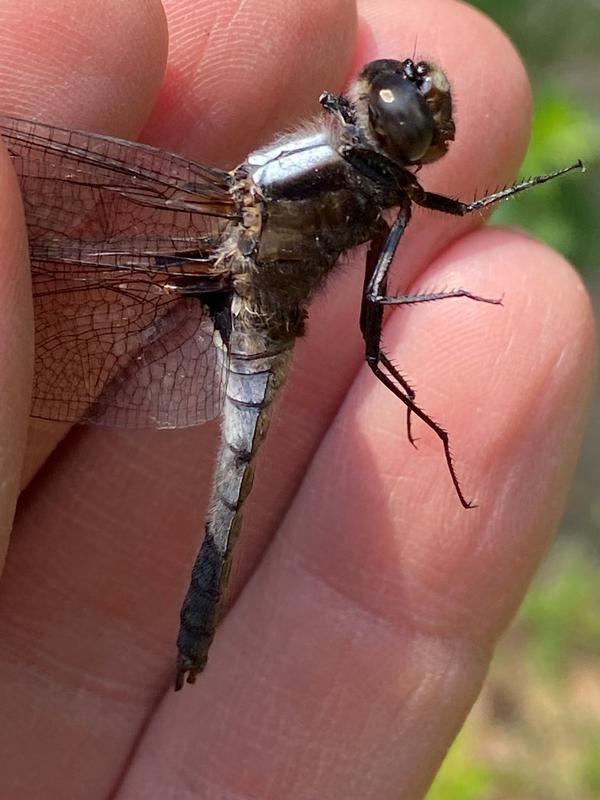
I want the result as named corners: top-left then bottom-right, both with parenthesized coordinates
top-left (0, 0), bottom-right (596, 798)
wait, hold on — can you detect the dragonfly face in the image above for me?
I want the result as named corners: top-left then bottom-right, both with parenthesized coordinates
top-left (0, 58), bottom-right (581, 688)
top-left (350, 58), bottom-right (455, 164)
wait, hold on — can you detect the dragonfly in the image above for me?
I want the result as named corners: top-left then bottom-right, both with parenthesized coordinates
top-left (0, 57), bottom-right (582, 690)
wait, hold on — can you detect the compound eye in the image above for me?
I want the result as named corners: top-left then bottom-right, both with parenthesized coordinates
top-left (369, 72), bottom-right (434, 162)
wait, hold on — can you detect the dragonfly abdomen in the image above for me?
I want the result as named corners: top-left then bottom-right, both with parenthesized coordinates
top-left (175, 329), bottom-right (292, 689)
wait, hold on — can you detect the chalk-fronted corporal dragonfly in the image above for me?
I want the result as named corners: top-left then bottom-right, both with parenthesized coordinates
top-left (0, 58), bottom-right (581, 689)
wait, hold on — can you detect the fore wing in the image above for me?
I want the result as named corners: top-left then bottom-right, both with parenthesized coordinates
top-left (0, 115), bottom-right (237, 428)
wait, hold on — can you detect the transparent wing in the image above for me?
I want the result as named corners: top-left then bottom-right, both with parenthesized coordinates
top-left (0, 115), bottom-right (237, 427)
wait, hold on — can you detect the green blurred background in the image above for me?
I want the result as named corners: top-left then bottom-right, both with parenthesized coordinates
top-left (427, 2), bottom-right (600, 798)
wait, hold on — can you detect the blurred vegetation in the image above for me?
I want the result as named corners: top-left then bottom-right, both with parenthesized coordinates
top-left (427, 3), bottom-right (599, 798)
top-left (467, 0), bottom-right (600, 274)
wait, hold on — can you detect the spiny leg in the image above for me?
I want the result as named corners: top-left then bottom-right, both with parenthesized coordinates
top-left (370, 357), bottom-right (475, 508)
top-left (410, 161), bottom-right (584, 217)
top-left (361, 212), bottom-right (416, 444)
top-left (361, 208), bottom-right (481, 507)
top-left (370, 287), bottom-right (503, 307)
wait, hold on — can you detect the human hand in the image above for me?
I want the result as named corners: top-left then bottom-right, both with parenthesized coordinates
top-left (0, 0), bottom-right (595, 798)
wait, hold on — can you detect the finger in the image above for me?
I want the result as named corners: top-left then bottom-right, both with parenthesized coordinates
top-left (0, 145), bottom-right (32, 571)
top-left (0, 0), bottom-right (167, 132)
top-left (0, 0), bottom-right (169, 478)
top-left (120, 231), bottom-right (595, 799)
top-left (0, 0), bottom-right (174, 794)
top-left (141, 0), bottom-right (358, 164)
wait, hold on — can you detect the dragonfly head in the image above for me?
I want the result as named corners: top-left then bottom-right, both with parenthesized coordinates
top-left (352, 58), bottom-right (455, 166)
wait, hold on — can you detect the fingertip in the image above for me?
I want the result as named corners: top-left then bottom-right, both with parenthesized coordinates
top-left (142, 0), bottom-right (358, 163)
top-left (0, 0), bottom-right (168, 135)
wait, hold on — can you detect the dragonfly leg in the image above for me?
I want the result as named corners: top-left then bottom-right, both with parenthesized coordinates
top-left (319, 90), bottom-right (356, 126)
top-left (410, 161), bottom-right (584, 216)
top-left (361, 208), bottom-right (475, 508)
top-left (361, 212), bottom-right (417, 445)
top-left (371, 288), bottom-right (503, 307)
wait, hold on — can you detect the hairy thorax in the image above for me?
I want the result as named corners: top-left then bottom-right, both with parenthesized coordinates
top-left (227, 126), bottom-right (385, 339)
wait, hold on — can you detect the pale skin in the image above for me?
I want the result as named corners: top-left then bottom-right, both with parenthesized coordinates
top-left (0, 0), bottom-right (596, 798)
